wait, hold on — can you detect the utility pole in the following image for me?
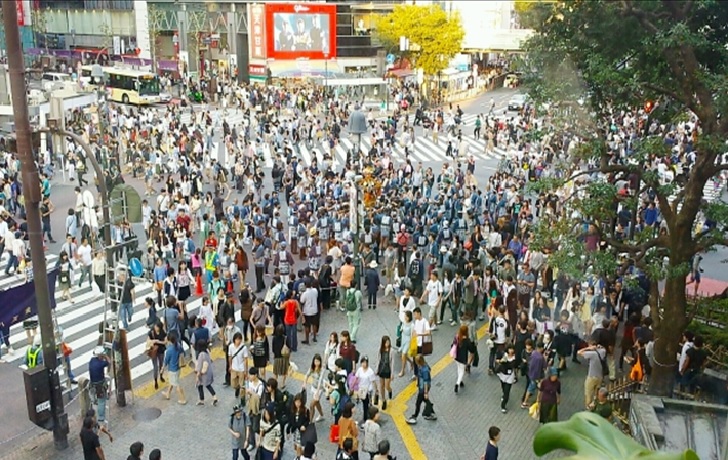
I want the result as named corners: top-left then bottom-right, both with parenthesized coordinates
top-left (4, 2), bottom-right (69, 450)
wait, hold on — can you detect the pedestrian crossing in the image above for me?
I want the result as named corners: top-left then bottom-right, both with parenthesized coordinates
top-left (256, 130), bottom-right (512, 169)
top-left (0, 254), bottom-right (245, 389)
top-left (169, 107), bottom-right (513, 169)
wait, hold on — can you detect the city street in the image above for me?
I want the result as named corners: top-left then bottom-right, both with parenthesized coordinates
top-left (1, 87), bottom-right (727, 460)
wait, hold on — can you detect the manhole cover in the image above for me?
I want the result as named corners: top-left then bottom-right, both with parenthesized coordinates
top-left (132, 407), bottom-right (162, 422)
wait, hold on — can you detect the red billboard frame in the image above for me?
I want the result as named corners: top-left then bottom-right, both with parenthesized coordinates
top-left (265, 3), bottom-right (337, 60)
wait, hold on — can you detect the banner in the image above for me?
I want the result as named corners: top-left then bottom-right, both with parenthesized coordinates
top-left (0, 269), bottom-right (59, 330)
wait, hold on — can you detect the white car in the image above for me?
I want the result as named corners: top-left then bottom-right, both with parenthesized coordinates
top-left (507, 94), bottom-right (528, 111)
top-left (159, 92), bottom-right (172, 103)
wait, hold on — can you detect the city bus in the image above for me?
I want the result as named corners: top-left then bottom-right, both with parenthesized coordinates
top-left (80, 66), bottom-right (161, 105)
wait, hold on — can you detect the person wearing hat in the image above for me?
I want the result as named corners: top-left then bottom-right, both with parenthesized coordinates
top-left (537, 367), bottom-right (561, 424)
top-left (273, 241), bottom-right (295, 278)
top-left (364, 260), bottom-right (381, 310)
top-left (229, 404), bottom-right (252, 459)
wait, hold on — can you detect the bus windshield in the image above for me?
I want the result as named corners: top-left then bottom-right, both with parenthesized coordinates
top-left (138, 77), bottom-right (160, 96)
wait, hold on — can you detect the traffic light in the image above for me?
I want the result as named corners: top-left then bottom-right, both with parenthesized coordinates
top-left (644, 100), bottom-right (654, 113)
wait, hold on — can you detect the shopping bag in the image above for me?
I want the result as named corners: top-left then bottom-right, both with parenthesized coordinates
top-left (529, 402), bottom-right (540, 421)
top-left (329, 423), bottom-right (340, 443)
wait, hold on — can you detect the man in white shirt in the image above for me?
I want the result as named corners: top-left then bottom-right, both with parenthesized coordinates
top-left (76, 237), bottom-right (94, 288)
top-left (421, 272), bottom-right (443, 330)
top-left (412, 307), bottom-right (432, 377)
top-left (399, 288), bottom-right (417, 324)
top-left (228, 331), bottom-right (249, 403)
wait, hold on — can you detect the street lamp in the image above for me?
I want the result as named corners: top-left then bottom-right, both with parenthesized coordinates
top-left (324, 52), bottom-right (329, 114)
top-left (4, 3), bottom-right (69, 450)
top-left (347, 105), bottom-right (368, 287)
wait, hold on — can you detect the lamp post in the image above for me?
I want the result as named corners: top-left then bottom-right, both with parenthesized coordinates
top-left (324, 52), bottom-right (329, 115)
top-left (90, 65), bottom-right (109, 169)
top-left (41, 124), bottom-right (130, 407)
top-left (347, 106), bottom-right (368, 287)
top-left (4, 3), bottom-right (69, 450)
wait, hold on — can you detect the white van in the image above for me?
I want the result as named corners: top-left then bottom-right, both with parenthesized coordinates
top-left (41, 72), bottom-right (72, 91)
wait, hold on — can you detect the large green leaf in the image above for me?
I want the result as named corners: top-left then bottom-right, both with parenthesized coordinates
top-left (533, 412), bottom-right (700, 460)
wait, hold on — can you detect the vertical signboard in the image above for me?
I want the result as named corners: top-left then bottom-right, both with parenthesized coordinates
top-left (248, 4), bottom-right (267, 60)
top-left (16, 0), bottom-right (25, 26)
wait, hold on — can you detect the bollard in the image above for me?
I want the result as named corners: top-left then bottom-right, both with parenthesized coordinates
top-left (78, 377), bottom-right (91, 417)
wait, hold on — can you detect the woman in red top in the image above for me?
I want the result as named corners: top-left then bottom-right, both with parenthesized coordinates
top-left (283, 291), bottom-right (302, 353)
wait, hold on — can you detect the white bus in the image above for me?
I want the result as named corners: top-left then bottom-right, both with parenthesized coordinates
top-left (80, 66), bottom-right (161, 105)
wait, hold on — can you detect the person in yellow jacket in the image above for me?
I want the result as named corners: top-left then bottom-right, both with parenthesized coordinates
top-left (25, 335), bottom-right (43, 368)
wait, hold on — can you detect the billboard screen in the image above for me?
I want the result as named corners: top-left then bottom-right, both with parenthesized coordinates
top-left (266, 3), bottom-right (337, 59)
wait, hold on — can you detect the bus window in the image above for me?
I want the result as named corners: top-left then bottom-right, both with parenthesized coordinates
top-left (138, 77), bottom-right (160, 96)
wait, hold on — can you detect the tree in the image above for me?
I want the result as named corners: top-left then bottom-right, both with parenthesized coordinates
top-left (373, 4), bottom-right (464, 77)
top-left (30, 7), bottom-right (49, 54)
top-left (513, 0), bottom-right (557, 30)
top-left (534, 412), bottom-right (698, 459)
top-left (147, 4), bottom-right (166, 72)
top-left (185, 8), bottom-right (207, 78)
top-left (521, 0), bottom-right (728, 396)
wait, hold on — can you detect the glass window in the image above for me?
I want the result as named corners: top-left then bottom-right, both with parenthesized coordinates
top-left (138, 77), bottom-right (160, 96)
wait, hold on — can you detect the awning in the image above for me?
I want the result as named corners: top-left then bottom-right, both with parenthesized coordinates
top-left (157, 60), bottom-right (178, 72)
top-left (387, 68), bottom-right (414, 78)
top-left (267, 59), bottom-right (342, 79)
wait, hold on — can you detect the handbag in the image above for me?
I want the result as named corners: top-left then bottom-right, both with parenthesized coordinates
top-left (408, 335), bottom-right (418, 358)
top-left (201, 359), bottom-right (209, 375)
top-left (449, 338), bottom-right (458, 359)
top-left (300, 422), bottom-right (318, 445)
top-left (281, 344), bottom-right (291, 356)
top-left (421, 336), bottom-right (433, 356)
top-left (329, 423), bottom-right (340, 443)
top-left (61, 342), bottom-right (73, 357)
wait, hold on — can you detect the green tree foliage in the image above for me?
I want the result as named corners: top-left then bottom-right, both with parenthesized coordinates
top-left (373, 4), bottom-right (464, 76)
top-left (522, 0), bottom-right (728, 396)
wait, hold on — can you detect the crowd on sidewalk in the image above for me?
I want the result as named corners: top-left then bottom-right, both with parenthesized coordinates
top-left (0, 73), bottom-right (718, 460)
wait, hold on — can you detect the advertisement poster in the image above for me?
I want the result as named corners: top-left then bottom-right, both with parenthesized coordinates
top-left (266, 3), bottom-right (337, 59)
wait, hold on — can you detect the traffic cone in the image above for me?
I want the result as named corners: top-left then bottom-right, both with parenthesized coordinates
top-left (195, 274), bottom-right (203, 296)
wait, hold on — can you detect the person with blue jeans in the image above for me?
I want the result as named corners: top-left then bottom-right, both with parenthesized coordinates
top-left (89, 347), bottom-right (110, 423)
top-left (406, 354), bottom-right (435, 424)
top-left (117, 271), bottom-right (136, 330)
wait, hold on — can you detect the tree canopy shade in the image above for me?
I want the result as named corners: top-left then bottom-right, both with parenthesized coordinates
top-left (521, 0), bottom-right (728, 395)
top-left (373, 4), bottom-right (464, 76)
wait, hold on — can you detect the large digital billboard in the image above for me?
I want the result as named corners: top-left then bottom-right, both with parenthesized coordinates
top-left (266, 3), bottom-right (337, 59)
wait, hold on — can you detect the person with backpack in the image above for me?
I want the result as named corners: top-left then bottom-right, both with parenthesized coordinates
top-left (328, 364), bottom-right (351, 424)
top-left (345, 286), bottom-right (363, 343)
top-left (577, 339), bottom-right (608, 409)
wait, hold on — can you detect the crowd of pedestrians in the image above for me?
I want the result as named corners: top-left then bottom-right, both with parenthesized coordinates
top-left (0, 67), bottom-right (718, 459)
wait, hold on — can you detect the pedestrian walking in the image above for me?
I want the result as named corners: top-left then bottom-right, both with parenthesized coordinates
top-left (195, 339), bottom-right (218, 406)
top-left (376, 336), bottom-right (394, 410)
top-left (162, 331), bottom-right (187, 405)
top-left (147, 321), bottom-right (167, 390)
top-left (496, 345), bottom-right (518, 413)
top-left (481, 426), bottom-right (500, 460)
top-left (229, 404), bottom-right (252, 460)
top-left (537, 367), bottom-right (561, 423)
top-left (406, 354), bottom-right (435, 424)
top-left (452, 325), bottom-right (476, 393)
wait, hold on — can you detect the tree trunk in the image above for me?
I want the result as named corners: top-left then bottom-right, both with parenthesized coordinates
top-left (649, 274), bottom-right (688, 396)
